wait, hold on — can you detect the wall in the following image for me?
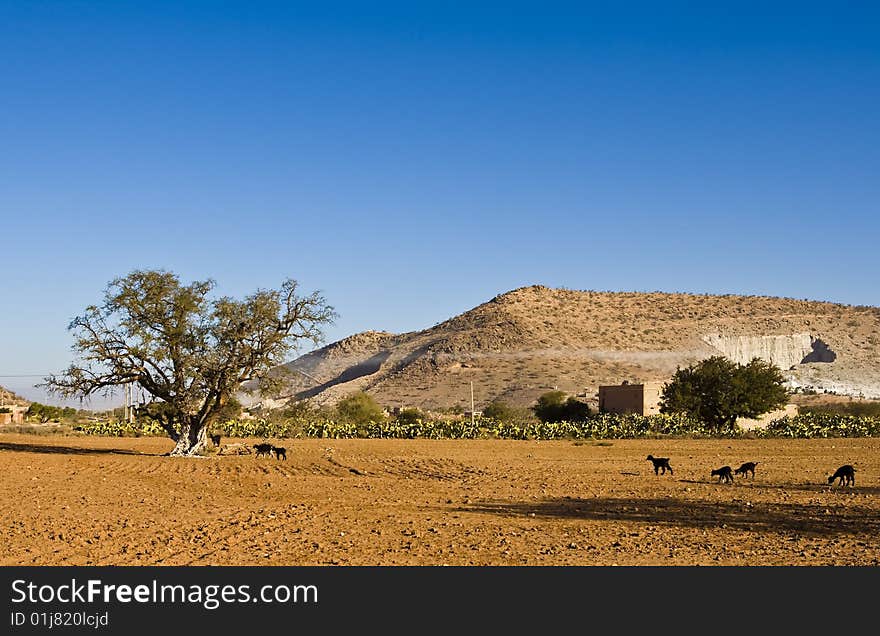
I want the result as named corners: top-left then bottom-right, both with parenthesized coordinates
top-left (0, 405), bottom-right (27, 425)
top-left (736, 403), bottom-right (799, 431)
top-left (599, 384), bottom-right (647, 415)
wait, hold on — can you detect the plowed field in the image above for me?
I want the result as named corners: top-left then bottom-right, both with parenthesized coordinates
top-left (1, 434), bottom-right (878, 565)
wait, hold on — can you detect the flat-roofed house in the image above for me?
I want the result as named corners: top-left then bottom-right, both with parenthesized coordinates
top-left (597, 381), bottom-right (665, 416)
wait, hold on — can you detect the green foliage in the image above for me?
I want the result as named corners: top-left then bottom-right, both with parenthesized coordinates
top-left (73, 419), bottom-right (165, 437)
top-left (482, 401), bottom-right (521, 424)
top-left (757, 413), bottom-right (880, 438)
top-left (211, 396), bottom-right (243, 424)
top-left (62, 410), bottom-right (880, 440)
top-left (25, 402), bottom-right (76, 423)
top-left (660, 356), bottom-right (788, 431)
top-left (0, 407), bottom-right (10, 414)
top-left (531, 391), bottom-right (591, 423)
top-left (799, 401), bottom-right (880, 417)
top-left (394, 408), bottom-right (424, 427)
top-left (335, 391), bottom-right (385, 428)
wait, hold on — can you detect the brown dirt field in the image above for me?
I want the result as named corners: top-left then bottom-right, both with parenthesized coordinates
top-left (1, 434), bottom-right (878, 566)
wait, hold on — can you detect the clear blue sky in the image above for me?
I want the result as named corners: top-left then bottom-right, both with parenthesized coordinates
top-left (2, 1), bottom-right (878, 407)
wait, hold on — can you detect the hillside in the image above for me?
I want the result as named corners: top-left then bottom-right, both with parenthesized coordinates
top-left (256, 286), bottom-right (880, 410)
top-left (0, 385), bottom-right (30, 406)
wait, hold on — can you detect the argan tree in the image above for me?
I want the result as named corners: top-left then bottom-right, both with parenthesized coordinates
top-left (44, 270), bottom-right (335, 456)
top-left (659, 355), bottom-right (789, 431)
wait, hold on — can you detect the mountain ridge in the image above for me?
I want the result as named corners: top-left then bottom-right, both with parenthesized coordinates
top-left (256, 286), bottom-right (880, 409)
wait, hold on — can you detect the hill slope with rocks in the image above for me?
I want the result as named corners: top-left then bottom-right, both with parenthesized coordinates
top-left (0, 386), bottom-right (30, 406)
top-left (256, 286), bottom-right (880, 410)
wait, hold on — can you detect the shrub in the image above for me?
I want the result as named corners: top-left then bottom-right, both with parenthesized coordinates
top-left (532, 392), bottom-right (591, 423)
top-left (335, 391), bottom-right (385, 429)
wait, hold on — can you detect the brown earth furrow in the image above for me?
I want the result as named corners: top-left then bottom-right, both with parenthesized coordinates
top-left (1, 434), bottom-right (878, 566)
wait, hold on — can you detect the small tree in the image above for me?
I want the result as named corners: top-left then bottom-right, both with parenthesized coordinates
top-left (483, 401), bottom-right (517, 423)
top-left (335, 391), bottom-right (385, 428)
top-left (395, 408), bottom-right (423, 427)
top-left (532, 391), bottom-right (591, 423)
top-left (660, 356), bottom-right (789, 431)
top-left (43, 270), bottom-right (335, 456)
top-left (26, 402), bottom-right (63, 423)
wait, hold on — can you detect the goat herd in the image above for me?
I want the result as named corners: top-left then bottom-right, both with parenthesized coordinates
top-left (210, 434), bottom-right (287, 460)
top-left (646, 454), bottom-right (857, 487)
top-left (210, 434), bottom-right (858, 488)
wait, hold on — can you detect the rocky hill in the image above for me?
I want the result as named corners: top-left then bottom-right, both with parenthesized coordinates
top-left (257, 286), bottom-right (880, 410)
top-left (0, 385), bottom-right (30, 406)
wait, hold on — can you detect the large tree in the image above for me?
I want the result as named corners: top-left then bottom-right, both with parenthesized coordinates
top-left (659, 355), bottom-right (789, 431)
top-left (43, 270), bottom-right (335, 456)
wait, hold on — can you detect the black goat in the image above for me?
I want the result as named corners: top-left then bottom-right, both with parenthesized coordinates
top-left (253, 442), bottom-right (274, 458)
top-left (828, 465), bottom-right (856, 487)
top-left (734, 462), bottom-right (758, 479)
top-left (272, 446), bottom-right (287, 461)
top-left (646, 455), bottom-right (673, 475)
top-left (711, 466), bottom-right (734, 483)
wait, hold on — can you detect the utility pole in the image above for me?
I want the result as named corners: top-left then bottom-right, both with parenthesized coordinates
top-left (123, 382), bottom-right (135, 423)
top-left (129, 383), bottom-right (135, 423)
top-left (470, 381), bottom-right (475, 426)
top-left (122, 383), bottom-right (128, 423)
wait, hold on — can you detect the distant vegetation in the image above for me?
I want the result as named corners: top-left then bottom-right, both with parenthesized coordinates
top-left (65, 410), bottom-right (880, 441)
top-left (12, 382), bottom-right (880, 442)
top-left (531, 391), bottom-right (592, 423)
top-left (798, 401), bottom-right (880, 418)
top-left (334, 391), bottom-right (386, 430)
top-left (660, 356), bottom-right (789, 431)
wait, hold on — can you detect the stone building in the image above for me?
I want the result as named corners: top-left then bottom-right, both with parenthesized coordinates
top-left (0, 404), bottom-right (28, 425)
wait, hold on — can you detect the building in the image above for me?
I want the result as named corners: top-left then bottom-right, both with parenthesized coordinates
top-left (0, 404), bottom-right (28, 425)
top-left (597, 381), bottom-right (665, 416)
top-left (736, 403), bottom-right (799, 430)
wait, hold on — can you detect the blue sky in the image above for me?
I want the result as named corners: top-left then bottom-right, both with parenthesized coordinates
top-left (1, 2), bottom-right (878, 407)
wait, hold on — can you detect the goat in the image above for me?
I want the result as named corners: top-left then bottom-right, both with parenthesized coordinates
top-left (828, 465), bottom-right (856, 487)
top-left (272, 446), bottom-right (287, 461)
top-left (711, 466), bottom-right (734, 483)
top-left (646, 455), bottom-right (673, 475)
top-left (253, 442), bottom-right (274, 458)
top-left (210, 434), bottom-right (221, 447)
top-left (734, 461), bottom-right (759, 479)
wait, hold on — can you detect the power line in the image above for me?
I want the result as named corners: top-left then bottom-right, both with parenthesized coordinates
top-left (0, 374), bottom-right (50, 377)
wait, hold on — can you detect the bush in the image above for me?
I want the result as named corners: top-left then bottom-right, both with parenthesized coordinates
top-left (799, 401), bottom-right (880, 418)
top-left (482, 401), bottom-right (520, 424)
top-left (394, 408), bottom-right (424, 427)
top-left (532, 392), bottom-right (591, 423)
top-left (757, 413), bottom-right (880, 438)
top-left (335, 391), bottom-right (385, 429)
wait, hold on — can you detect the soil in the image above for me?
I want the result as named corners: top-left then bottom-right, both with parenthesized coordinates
top-left (1, 433), bottom-right (878, 566)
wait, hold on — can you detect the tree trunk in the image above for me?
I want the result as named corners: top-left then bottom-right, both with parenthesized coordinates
top-left (169, 418), bottom-right (208, 456)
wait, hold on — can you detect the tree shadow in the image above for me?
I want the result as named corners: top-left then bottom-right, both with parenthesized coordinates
top-left (733, 481), bottom-right (880, 495)
top-left (0, 441), bottom-right (146, 456)
top-left (456, 496), bottom-right (880, 537)
top-left (676, 478), bottom-right (880, 495)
